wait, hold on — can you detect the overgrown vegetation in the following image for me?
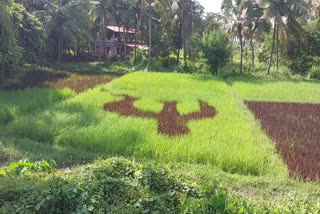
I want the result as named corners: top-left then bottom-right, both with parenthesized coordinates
top-left (2, 0), bottom-right (320, 212)
top-left (1, 158), bottom-right (320, 213)
top-left (0, 158), bottom-right (257, 213)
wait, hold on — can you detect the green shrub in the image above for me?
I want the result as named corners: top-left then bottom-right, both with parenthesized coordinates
top-left (0, 158), bottom-right (253, 213)
top-left (0, 160), bottom-right (56, 177)
top-left (194, 57), bottom-right (211, 74)
top-left (290, 54), bottom-right (312, 75)
top-left (0, 104), bottom-right (14, 124)
top-left (107, 54), bottom-right (119, 62)
top-left (310, 69), bottom-right (320, 80)
top-left (200, 30), bottom-right (232, 75)
top-left (158, 56), bottom-right (177, 68)
top-left (11, 3), bottom-right (46, 64)
top-left (258, 49), bottom-right (269, 63)
top-left (130, 48), bottom-right (148, 66)
top-left (243, 64), bottom-right (254, 73)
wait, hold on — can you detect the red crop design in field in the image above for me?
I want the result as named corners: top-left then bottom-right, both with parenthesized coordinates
top-left (246, 101), bottom-right (320, 180)
top-left (104, 95), bottom-right (217, 136)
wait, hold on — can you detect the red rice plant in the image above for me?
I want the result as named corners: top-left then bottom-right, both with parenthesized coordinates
top-left (104, 95), bottom-right (217, 136)
top-left (246, 101), bottom-right (320, 180)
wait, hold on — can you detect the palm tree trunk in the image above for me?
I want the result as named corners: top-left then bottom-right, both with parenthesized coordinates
top-left (147, 0), bottom-right (152, 71)
top-left (267, 20), bottom-right (277, 75)
top-left (134, 14), bottom-right (138, 65)
top-left (251, 35), bottom-right (255, 68)
top-left (118, 21), bottom-right (121, 58)
top-left (103, 12), bottom-right (107, 62)
top-left (177, 22), bottom-right (182, 64)
top-left (183, 39), bottom-right (186, 66)
top-left (57, 33), bottom-right (62, 63)
top-left (276, 22), bottom-right (279, 72)
top-left (177, 49), bottom-right (180, 64)
top-left (124, 25), bottom-right (127, 60)
top-left (238, 24), bottom-right (243, 73)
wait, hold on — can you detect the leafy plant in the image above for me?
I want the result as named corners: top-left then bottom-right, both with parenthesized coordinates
top-left (0, 158), bottom-right (256, 213)
top-left (0, 104), bottom-right (14, 124)
top-left (200, 30), bottom-right (232, 75)
top-left (0, 159), bottom-right (57, 177)
top-left (290, 53), bottom-right (312, 75)
top-left (310, 69), bottom-right (320, 80)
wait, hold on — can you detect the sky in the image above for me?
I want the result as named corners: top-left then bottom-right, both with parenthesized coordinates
top-left (198, 0), bottom-right (223, 13)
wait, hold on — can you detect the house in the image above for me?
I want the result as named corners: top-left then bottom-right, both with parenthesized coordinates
top-left (92, 26), bottom-right (148, 59)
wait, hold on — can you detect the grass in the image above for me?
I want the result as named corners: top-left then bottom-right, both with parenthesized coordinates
top-left (44, 61), bottom-right (132, 74)
top-left (0, 88), bottom-right (74, 123)
top-left (225, 74), bottom-right (320, 103)
top-left (2, 62), bottom-right (320, 211)
top-left (4, 72), bottom-right (286, 177)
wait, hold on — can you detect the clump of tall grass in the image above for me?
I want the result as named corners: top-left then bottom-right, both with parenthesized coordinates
top-left (0, 88), bottom-right (75, 122)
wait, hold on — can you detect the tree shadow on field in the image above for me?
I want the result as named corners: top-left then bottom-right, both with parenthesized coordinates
top-left (2, 70), bottom-right (69, 90)
top-left (0, 129), bottom-right (143, 169)
top-left (224, 73), bottom-right (320, 87)
top-left (2, 68), bottom-right (122, 93)
top-left (1, 101), bottom-right (147, 168)
top-left (0, 88), bottom-right (74, 120)
top-left (45, 62), bottom-right (129, 75)
top-left (191, 75), bottom-right (226, 83)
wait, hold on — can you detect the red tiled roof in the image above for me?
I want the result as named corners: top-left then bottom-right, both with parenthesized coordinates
top-left (107, 26), bottom-right (136, 34)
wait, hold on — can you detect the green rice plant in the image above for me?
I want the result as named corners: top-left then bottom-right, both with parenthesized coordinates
top-left (6, 72), bottom-right (287, 177)
top-left (0, 88), bottom-right (75, 120)
top-left (0, 104), bottom-right (14, 124)
top-left (225, 74), bottom-right (320, 103)
top-left (44, 62), bottom-right (131, 74)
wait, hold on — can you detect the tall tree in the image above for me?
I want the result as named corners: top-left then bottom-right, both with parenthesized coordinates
top-left (36, 0), bottom-right (90, 63)
top-left (243, 3), bottom-right (266, 68)
top-left (90, 0), bottom-right (116, 61)
top-left (147, 0), bottom-right (152, 71)
top-left (261, 0), bottom-right (308, 75)
top-left (222, 0), bottom-right (254, 73)
top-left (0, 0), bottom-right (12, 36)
top-left (181, 0), bottom-right (193, 66)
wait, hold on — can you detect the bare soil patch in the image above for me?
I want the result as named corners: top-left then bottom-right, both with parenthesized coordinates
top-left (246, 101), bottom-right (320, 180)
top-left (104, 95), bottom-right (217, 136)
top-left (3, 69), bottom-right (122, 93)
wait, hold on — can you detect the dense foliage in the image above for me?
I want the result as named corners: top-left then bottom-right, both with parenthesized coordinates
top-left (0, 0), bottom-right (45, 83)
top-left (2, 0), bottom-right (320, 78)
top-left (2, 1), bottom-right (320, 213)
top-left (0, 158), bottom-right (253, 213)
top-left (200, 30), bottom-right (232, 75)
top-left (1, 158), bottom-right (320, 213)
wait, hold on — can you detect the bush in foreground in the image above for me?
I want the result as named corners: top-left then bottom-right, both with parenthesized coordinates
top-left (1, 158), bottom-right (320, 213)
top-left (0, 158), bottom-right (252, 213)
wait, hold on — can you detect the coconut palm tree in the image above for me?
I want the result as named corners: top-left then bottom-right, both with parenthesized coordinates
top-left (165, 0), bottom-right (193, 66)
top-left (181, 0), bottom-right (193, 66)
top-left (90, 0), bottom-right (117, 61)
top-left (35, 0), bottom-right (90, 63)
top-left (222, 0), bottom-right (255, 73)
top-left (260, 0), bottom-right (308, 74)
top-left (0, 0), bottom-right (12, 36)
top-left (242, 3), bottom-right (267, 68)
